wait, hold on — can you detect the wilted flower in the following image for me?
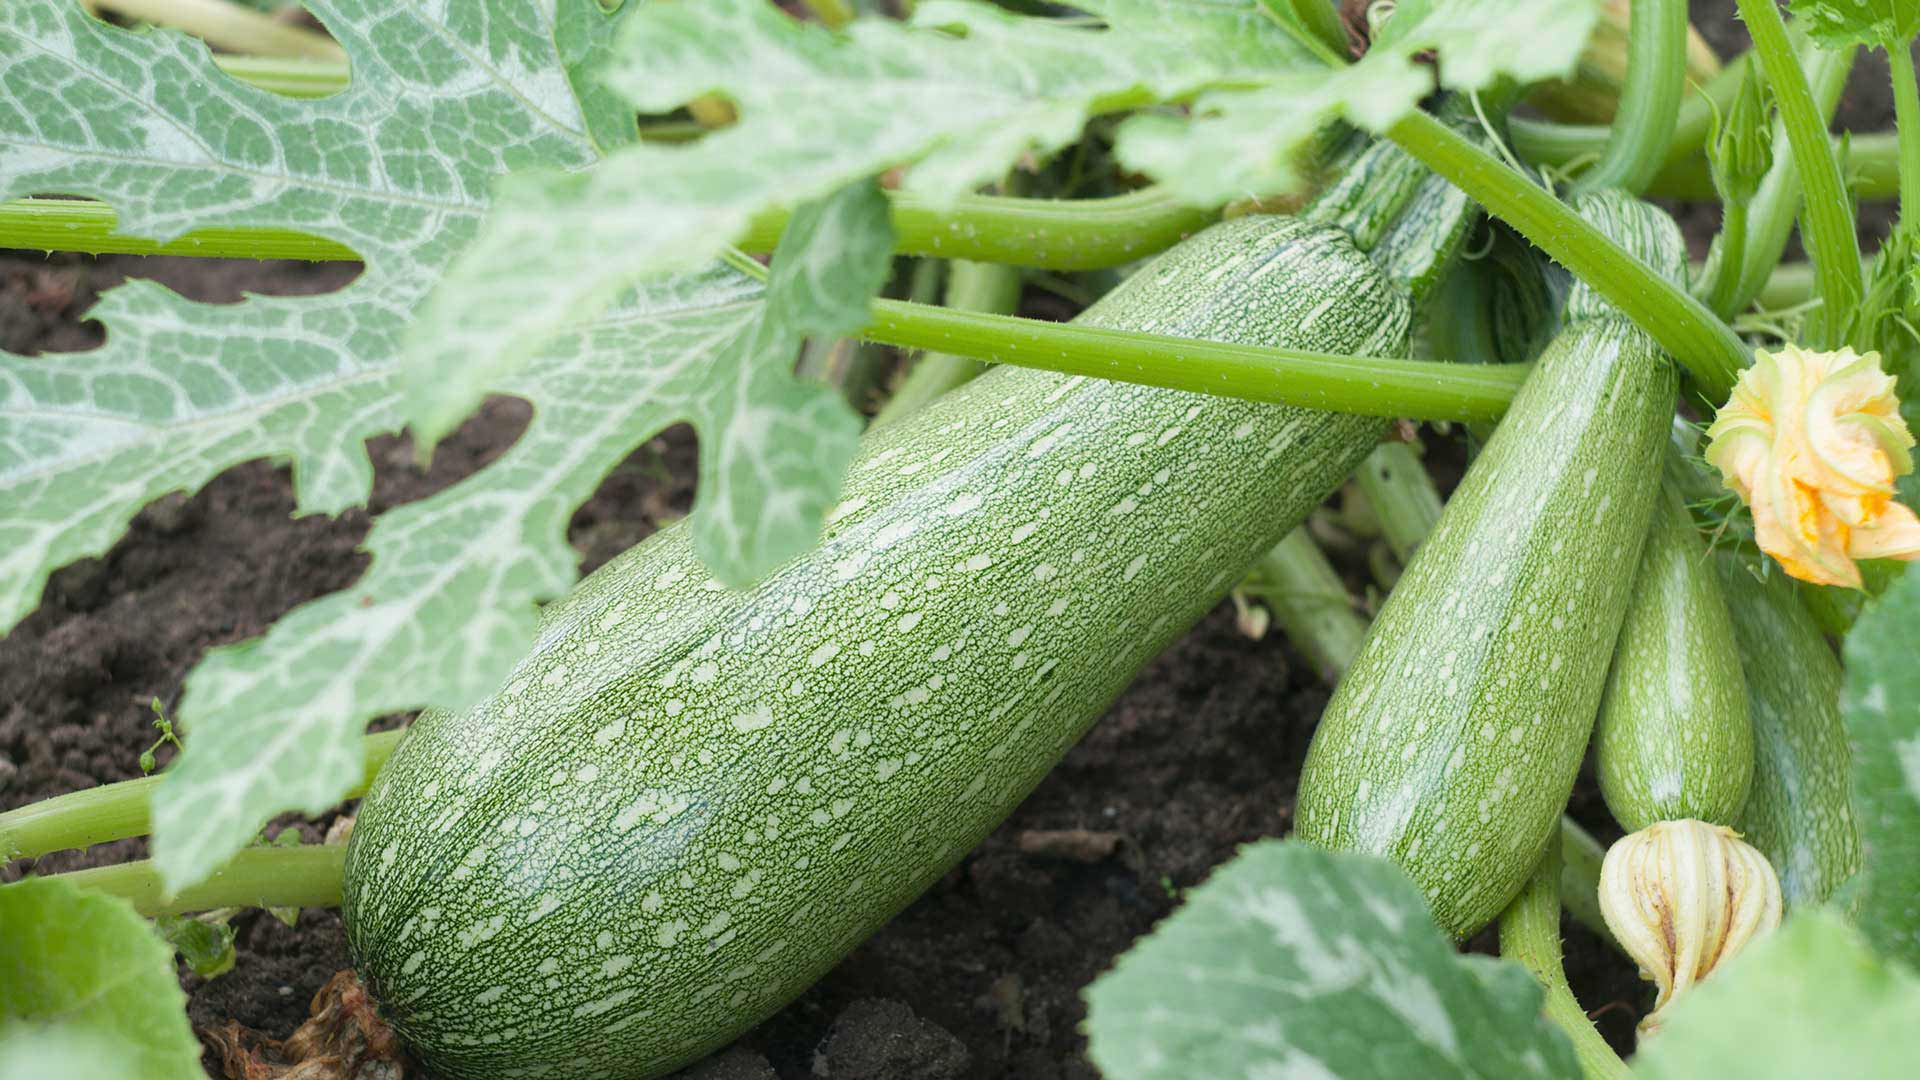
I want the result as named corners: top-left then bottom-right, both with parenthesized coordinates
top-left (1706, 344), bottom-right (1920, 587)
top-left (1599, 820), bottom-right (1782, 1038)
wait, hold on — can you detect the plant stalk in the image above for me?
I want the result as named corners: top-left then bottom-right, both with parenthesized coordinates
top-left (1576, 0), bottom-right (1688, 195)
top-left (1385, 110), bottom-right (1747, 403)
top-left (51, 844), bottom-right (347, 916)
top-left (860, 300), bottom-right (1528, 424)
top-left (870, 259), bottom-right (1023, 428)
top-left (1498, 836), bottom-right (1633, 1080)
top-left (1888, 36), bottom-right (1920, 230)
top-left (0, 729), bottom-right (404, 862)
top-left (1247, 529), bottom-right (1366, 684)
top-left (1734, 0), bottom-right (1861, 347)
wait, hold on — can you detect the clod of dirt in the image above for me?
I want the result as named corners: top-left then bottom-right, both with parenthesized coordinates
top-left (1015, 828), bottom-right (1121, 862)
top-left (204, 970), bottom-right (406, 1080)
top-left (677, 1048), bottom-right (778, 1080)
top-left (813, 998), bottom-right (970, 1080)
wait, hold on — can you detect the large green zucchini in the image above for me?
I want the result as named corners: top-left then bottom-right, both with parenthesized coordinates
top-left (1293, 190), bottom-right (1683, 938)
top-left (342, 195), bottom-right (1450, 1077)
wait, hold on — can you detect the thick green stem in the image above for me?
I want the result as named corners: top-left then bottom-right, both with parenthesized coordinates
top-left (1889, 39), bottom-right (1920, 230)
top-left (861, 300), bottom-right (1528, 423)
top-left (1701, 200), bottom-right (1748, 317)
top-left (1559, 815), bottom-right (1617, 949)
top-left (1577, 0), bottom-right (1688, 195)
top-left (1499, 836), bottom-right (1633, 1080)
top-left (1513, 50), bottom-right (1751, 180)
top-left (51, 844), bottom-right (346, 916)
top-left (0, 729), bottom-right (404, 862)
top-left (1248, 529), bottom-right (1366, 683)
top-left (1352, 441), bottom-right (1442, 564)
top-left (1736, 0), bottom-right (1861, 347)
top-left (870, 259), bottom-right (1023, 428)
top-left (1, 186), bottom-right (1210, 271)
top-left (1386, 110), bottom-right (1747, 403)
top-left (89, 0), bottom-right (344, 60)
top-left (1726, 43), bottom-right (1856, 318)
top-left (213, 54), bottom-right (350, 98)
top-left (1284, 0), bottom-right (1351, 62)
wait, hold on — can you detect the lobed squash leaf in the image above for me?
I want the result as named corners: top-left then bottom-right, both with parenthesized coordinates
top-left (0, 877), bottom-right (202, 1080)
top-left (1082, 839), bottom-right (1580, 1079)
top-left (1840, 563), bottom-right (1920, 968)
top-left (1633, 909), bottom-right (1920, 1080)
top-left (0, 0), bottom-right (884, 894)
top-left (1786, 0), bottom-right (1920, 50)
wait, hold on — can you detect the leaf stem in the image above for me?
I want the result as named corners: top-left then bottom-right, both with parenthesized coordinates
top-left (88, 0), bottom-right (345, 61)
top-left (49, 844), bottom-right (346, 917)
top-left (860, 300), bottom-right (1528, 423)
top-left (870, 259), bottom-right (1022, 428)
top-left (1735, 0), bottom-right (1861, 347)
top-left (1384, 110), bottom-right (1747, 402)
top-left (1498, 836), bottom-right (1632, 1080)
top-left (0, 729), bottom-right (404, 862)
top-left (1888, 37), bottom-right (1920, 229)
top-left (1576, 0), bottom-right (1688, 194)
top-left (0, 186), bottom-right (1211, 271)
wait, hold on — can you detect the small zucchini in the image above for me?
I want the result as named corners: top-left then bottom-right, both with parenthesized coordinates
top-left (1294, 190), bottom-right (1683, 938)
top-left (1592, 479), bottom-right (1753, 832)
top-left (1710, 551), bottom-right (1863, 908)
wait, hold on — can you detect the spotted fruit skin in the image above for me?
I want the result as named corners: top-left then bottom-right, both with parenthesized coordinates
top-left (1293, 191), bottom-right (1683, 939)
top-left (342, 215), bottom-right (1409, 1080)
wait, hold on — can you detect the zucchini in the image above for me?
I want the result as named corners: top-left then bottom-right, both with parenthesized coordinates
top-left (342, 145), bottom-right (1481, 1079)
top-left (1710, 552), bottom-right (1863, 908)
top-left (1294, 190), bottom-right (1683, 938)
top-left (1592, 479), bottom-right (1753, 832)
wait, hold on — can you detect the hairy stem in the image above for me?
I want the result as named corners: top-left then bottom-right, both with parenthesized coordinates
top-left (52, 844), bottom-right (347, 916)
top-left (1577, 0), bottom-right (1688, 194)
top-left (870, 259), bottom-right (1023, 428)
top-left (1735, 0), bottom-right (1861, 347)
top-left (1, 186), bottom-right (1211, 271)
top-left (0, 729), bottom-right (404, 862)
top-left (1386, 110), bottom-right (1747, 402)
top-left (1499, 837), bottom-right (1633, 1080)
top-left (860, 300), bottom-right (1528, 423)
top-left (1889, 36), bottom-right (1920, 229)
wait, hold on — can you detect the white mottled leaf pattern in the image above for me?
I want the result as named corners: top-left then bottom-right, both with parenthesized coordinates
top-left (1083, 840), bottom-right (1579, 1080)
top-left (1841, 564), bottom-right (1920, 968)
top-left (0, 0), bottom-right (886, 893)
top-left (397, 0), bottom-right (1316, 453)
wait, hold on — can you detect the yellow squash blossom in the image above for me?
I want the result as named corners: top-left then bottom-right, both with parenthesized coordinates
top-left (1706, 344), bottom-right (1920, 588)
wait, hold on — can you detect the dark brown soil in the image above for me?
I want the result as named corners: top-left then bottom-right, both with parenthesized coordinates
top-left (0, 7), bottom-right (1896, 1077)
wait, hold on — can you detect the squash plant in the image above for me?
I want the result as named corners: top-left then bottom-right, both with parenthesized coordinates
top-left (3, 0), bottom-right (1920, 1078)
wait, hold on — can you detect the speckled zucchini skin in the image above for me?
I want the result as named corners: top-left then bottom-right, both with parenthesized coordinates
top-left (1593, 481), bottom-right (1753, 832)
top-left (1711, 552), bottom-right (1862, 908)
top-left (341, 214), bottom-right (1414, 1080)
top-left (1293, 191), bottom-right (1683, 939)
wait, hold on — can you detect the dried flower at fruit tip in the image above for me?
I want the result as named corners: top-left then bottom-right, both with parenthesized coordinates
top-left (1706, 344), bottom-right (1920, 588)
top-left (1598, 819), bottom-right (1782, 1039)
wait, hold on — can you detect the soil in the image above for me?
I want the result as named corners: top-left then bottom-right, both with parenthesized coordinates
top-left (0, 6), bottom-right (1896, 1078)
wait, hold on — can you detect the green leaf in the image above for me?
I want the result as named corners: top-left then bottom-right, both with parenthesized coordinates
top-left (0, 877), bottom-right (202, 1080)
top-left (0, 0), bottom-right (888, 894)
top-left (1633, 909), bottom-right (1920, 1080)
top-left (155, 913), bottom-right (238, 980)
top-left (1115, 0), bottom-right (1605, 205)
top-left (1787, 0), bottom-right (1920, 50)
top-left (397, 0), bottom-right (1317, 454)
top-left (1082, 840), bottom-right (1580, 1079)
top-left (1841, 563), bottom-right (1920, 967)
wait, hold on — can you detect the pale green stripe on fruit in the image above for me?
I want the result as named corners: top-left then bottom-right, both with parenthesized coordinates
top-left (343, 214), bottom-right (1412, 1080)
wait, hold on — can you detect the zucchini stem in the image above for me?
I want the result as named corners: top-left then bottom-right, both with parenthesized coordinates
top-left (860, 300), bottom-right (1528, 423)
top-left (870, 259), bottom-right (1023, 428)
top-left (1734, 0), bottom-right (1862, 347)
top-left (1576, 0), bottom-right (1688, 195)
top-left (1498, 836), bottom-right (1633, 1080)
top-left (1384, 110), bottom-right (1747, 403)
top-left (0, 729), bottom-right (404, 863)
top-left (86, 0), bottom-right (344, 61)
top-left (50, 843), bottom-right (347, 916)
